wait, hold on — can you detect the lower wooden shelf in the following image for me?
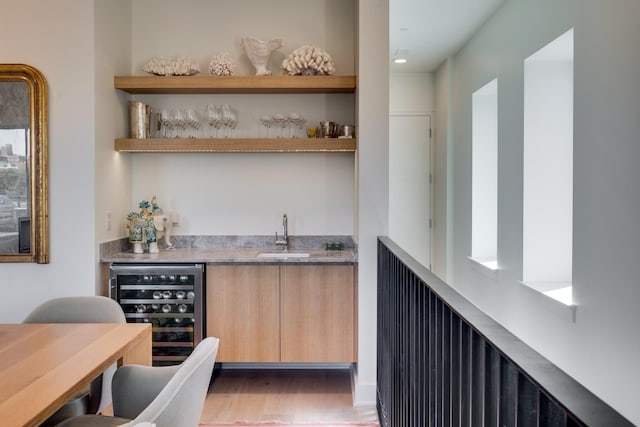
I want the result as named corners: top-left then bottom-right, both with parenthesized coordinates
top-left (114, 137), bottom-right (357, 153)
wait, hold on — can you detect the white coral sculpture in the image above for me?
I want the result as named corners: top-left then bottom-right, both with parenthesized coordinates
top-left (143, 56), bottom-right (200, 76)
top-left (281, 45), bottom-right (336, 76)
top-left (208, 52), bottom-right (237, 76)
top-left (241, 36), bottom-right (283, 76)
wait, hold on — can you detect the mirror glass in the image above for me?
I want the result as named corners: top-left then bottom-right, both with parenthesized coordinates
top-left (0, 64), bottom-right (48, 263)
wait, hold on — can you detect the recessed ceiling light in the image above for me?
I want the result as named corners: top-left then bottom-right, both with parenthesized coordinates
top-left (393, 49), bottom-right (409, 64)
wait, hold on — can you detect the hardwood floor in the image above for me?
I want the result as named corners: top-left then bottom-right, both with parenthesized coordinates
top-left (201, 369), bottom-right (379, 425)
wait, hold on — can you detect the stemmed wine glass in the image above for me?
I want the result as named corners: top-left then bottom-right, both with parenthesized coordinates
top-left (230, 108), bottom-right (238, 137)
top-left (173, 109), bottom-right (186, 138)
top-left (205, 104), bottom-right (222, 138)
top-left (159, 108), bottom-right (176, 138)
top-left (272, 114), bottom-right (286, 138)
top-left (185, 108), bottom-right (200, 138)
top-left (260, 115), bottom-right (273, 138)
top-left (287, 113), bottom-right (306, 138)
top-left (221, 104), bottom-right (238, 138)
top-left (293, 114), bottom-right (306, 138)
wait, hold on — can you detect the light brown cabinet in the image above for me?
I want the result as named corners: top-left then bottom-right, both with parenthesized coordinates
top-left (206, 265), bottom-right (280, 362)
top-left (280, 265), bottom-right (356, 362)
top-left (206, 263), bottom-right (356, 363)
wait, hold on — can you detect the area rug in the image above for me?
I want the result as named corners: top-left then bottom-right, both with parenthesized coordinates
top-left (199, 423), bottom-right (379, 427)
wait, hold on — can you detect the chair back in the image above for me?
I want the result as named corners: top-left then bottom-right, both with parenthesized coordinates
top-left (23, 296), bottom-right (126, 414)
top-left (23, 296), bottom-right (126, 323)
top-left (128, 337), bottom-right (219, 427)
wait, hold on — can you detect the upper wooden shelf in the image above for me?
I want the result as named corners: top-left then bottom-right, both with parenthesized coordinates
top-left (114, 75), bottom-right (357, 94)
top-left (114, 138), bottom-right (357, 153)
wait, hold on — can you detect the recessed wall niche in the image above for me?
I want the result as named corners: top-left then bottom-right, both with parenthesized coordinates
top-left (522, 28), bottom-right (574, 305)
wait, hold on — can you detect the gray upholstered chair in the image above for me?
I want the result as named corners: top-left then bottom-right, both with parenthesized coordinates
top-left (55, 336), bottom-right (220, 427)
top-left (23, 296), bottom-right (127, 425)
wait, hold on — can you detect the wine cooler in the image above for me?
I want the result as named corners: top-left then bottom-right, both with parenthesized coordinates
top-left (109, 264), bottom-right (204, 366)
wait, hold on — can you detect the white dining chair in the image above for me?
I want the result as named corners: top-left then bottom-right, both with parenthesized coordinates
top-left (23, 296), bottom-right (127, 425)
top-left (55, 337), bottom-right (220, 427)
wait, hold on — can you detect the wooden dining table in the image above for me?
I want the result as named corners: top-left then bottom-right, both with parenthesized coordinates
top-left (0, 323), bottom-right (151, 427)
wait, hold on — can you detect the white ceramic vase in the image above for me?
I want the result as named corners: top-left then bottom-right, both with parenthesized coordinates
top-left (241, 36), bottom-right (283, 76)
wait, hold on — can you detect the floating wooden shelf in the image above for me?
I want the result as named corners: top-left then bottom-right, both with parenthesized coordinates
top-left (114, 138), bottom-right (357, 153)
top-left (114, 75), bottom-right (357, 94)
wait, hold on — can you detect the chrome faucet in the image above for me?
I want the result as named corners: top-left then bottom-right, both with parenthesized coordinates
top-left (275, 213), bottom-right (289, 252)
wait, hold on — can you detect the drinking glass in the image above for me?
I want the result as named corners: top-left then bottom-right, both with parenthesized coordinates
top-left (260, 115), bottom-right (273, 138)
top-left (205, 104), bottom-right (222, 138)
top-left (272, 113), bottom-right (286, 138)
top-left (288, 113), bottom-right (305, 138)
top-left (221, 104), bottom-right (238, 137)
top-left (295, 114), bottom-right (307, 138)
top-left (173, 109), bottom-right (186, 138)
top-left (186, 108), bottom-right (200, 138)
top-left (159, 109), bottom-right (174, 138)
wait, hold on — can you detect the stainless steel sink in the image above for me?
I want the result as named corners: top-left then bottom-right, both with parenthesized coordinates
top-left (257, 252), bottom-right (310, 259)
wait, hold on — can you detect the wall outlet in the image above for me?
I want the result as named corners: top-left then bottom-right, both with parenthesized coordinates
top-left (105, 211), bottom-right (112, 231)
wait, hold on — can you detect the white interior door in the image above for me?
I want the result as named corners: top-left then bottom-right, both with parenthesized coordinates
top-left (389, 114), bottom-right (432, 268)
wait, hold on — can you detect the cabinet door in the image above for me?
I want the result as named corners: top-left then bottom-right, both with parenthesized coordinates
top-left (280, 265), bottom-right (356, 362)
top-left (206, 265), bottom-right (280, 362)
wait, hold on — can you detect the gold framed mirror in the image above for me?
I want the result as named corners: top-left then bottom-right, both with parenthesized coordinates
top-left (0, 64), bottom-right (48, 263)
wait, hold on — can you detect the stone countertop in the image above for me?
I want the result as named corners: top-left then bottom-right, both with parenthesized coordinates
top-left (100, 235), bottom-right (357, 264)
top-left (102, 247), bottom-right (356, 264)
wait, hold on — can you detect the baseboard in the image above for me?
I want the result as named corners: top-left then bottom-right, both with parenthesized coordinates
top-left (350, 365), bottom-right (377, 406)
top-left (218, 362), bottom-right (353, 370)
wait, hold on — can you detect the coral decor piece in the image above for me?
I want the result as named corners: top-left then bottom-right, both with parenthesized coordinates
top-left (241, 36), bottom-right (284, 76)
top-left (142, 56), bottom-right (200, 76)
top-left (208, 52), bottom-right (238, 76)
top-left (281, 45), bottom-right (335, 76)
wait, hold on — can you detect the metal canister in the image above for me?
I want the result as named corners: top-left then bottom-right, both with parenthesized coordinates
top-left (319, 121), bottom-right (339, 138)
top-left (129, 101), bottom-right (151, 139)
top-left (340, 125), bottom-right (355, 138)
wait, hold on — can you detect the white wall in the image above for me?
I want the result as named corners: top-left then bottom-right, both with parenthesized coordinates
top-left (94, 0), bottom-right (133, 291)
top-left (433, 59), bottom-right (452, 281)
top-left (127, 0), bottom-right (356, 236)
top-left (389, 73), bottom-right (434, 114)
top-left (131, 153), bottom-right (354, 235)
top-left (131, 0), bottom-right (355, 78)
top-left (354, 0), bottom-right (389, 405)
top-left (0, 0), bottom-right (98, 321)
top-left (442, 0), bottom-right (640, 423)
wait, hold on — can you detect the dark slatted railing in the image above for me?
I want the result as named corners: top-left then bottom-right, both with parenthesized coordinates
top-left (377, 237), bottom-right (633, 427)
